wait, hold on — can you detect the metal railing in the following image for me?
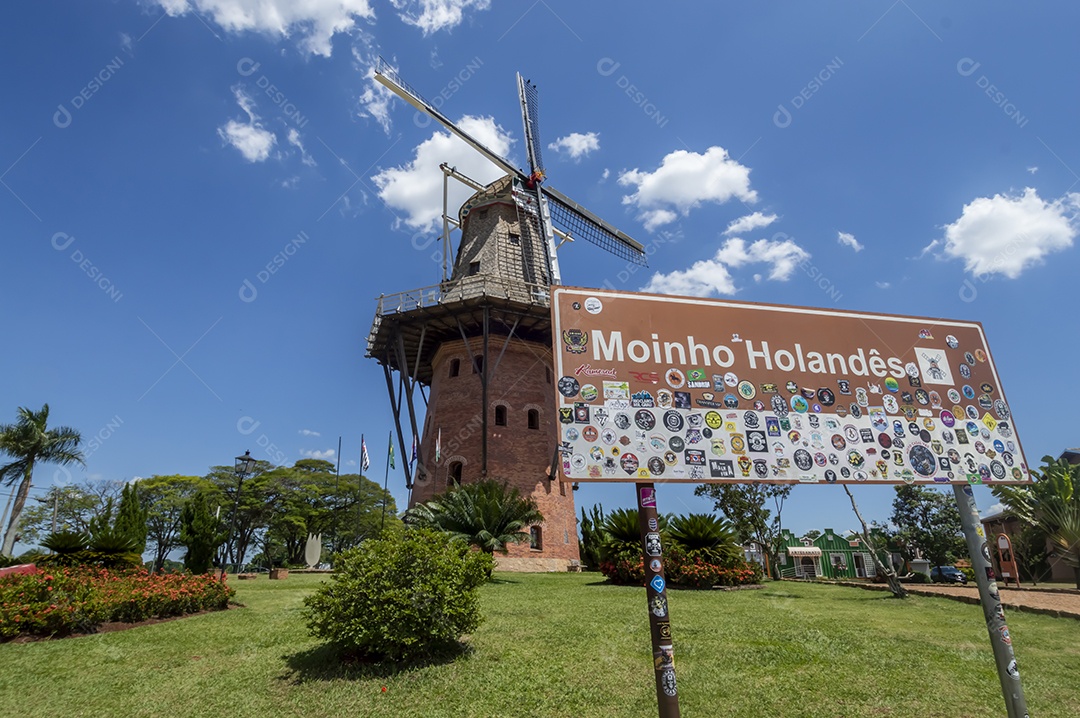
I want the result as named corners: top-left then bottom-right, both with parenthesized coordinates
top-left (373, 276), bottom-right (551, 317)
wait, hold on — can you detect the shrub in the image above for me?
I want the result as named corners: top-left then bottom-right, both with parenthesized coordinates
top-left (959, 566), bottom-right (976, 583)
top-left (0, 567), bottom-right (233, 640)
top-left (598, 536), bottom-right (762, 588)
top-left (905, 572), bottom-right (931, 584)
top-left (304, 529), bottom-right (493, 661)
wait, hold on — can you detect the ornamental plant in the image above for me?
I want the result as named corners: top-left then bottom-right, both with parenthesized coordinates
top-left (0, 567), bottom-right (233, 640)
top-left (304, 529), bottom-right (493, 661)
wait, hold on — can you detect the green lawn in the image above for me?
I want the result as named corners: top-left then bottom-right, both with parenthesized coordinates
top-left (1, 573), bottom-right (1078, 717)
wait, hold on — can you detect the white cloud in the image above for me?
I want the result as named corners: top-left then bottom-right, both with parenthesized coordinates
top-left (640, 209), bottom-right (678, 232)
top-left (724, 211), bottom-right (777, 236)
top-left (875, 281), bottom-right (891, 289)
top-left (618, 146), bottom-right (757, 230)
top-left (548, 131), bottom-right (600, 160)
top-left (390, 0), bottom-right (491, 35)
top-left (217, 88), bottom-right (276, 162)
top-left (1027, 166), bottom-right (1038, 174)
top-left (982, 502), bottom-right (1008, 519)
top-left (301, 448), bottom-right (336, 460)
top-left (601, 168), bottom-right (610, 181)
top-left (155, 0), bottom-right (376, 57)
top-left (355, 48), bottom-right (395, 134)
top-left (287, 128), bottom-right (316, 166)
top-left (298, 429), bottom-right (321, 437)
top-left (940, 188), bottom-right (1078, 278)
top-left (837, 231), bottom-right (864, 252)
top-left (642, 236), bottom-right (809, 297)
top-left (372, 115), bottom-right (513, 231)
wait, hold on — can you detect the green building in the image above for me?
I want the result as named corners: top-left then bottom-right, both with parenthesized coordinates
top-left (777, 528), bottom-right (898, 580)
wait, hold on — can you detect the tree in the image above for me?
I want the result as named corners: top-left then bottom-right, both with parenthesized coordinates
top-left (404, 480), bottom-right (543, 555)
top-left (179, 489), bottom-right (226, 573)
top-left (993, 455), bottom-right (1080, 588)
top-left (890, 485), bottom-right (965, 574)
top-left (579, 504), bottom-right (606, 569)
top-left (694, 483), bottom-right (792, 577)
top-left (139, 475), bottom-right (209, 573)
top-left (843, 486), bottom-right (906, 598)
top-left (114, 483), bottom-right (148, 554)
top-left (802, 529), bottom-right (822, 541)
top-left (667, 513), bottom-right (742, 564)
top-left (0, 404), bottom-right (84, 556)
top-left (15, 484), bottom-right (100, 545)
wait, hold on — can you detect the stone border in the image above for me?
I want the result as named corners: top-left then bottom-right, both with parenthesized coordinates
top-left (782, 578), bottom-right (1080, 621)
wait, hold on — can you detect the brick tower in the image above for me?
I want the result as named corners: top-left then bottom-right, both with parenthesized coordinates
top-left (367, 176), bottom-right (580, 571)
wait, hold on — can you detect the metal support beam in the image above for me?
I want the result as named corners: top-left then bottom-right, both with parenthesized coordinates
top-left (953, 484), bottom-right (1028, 718)
top-left (395, 329), bottom-right (426, 477)
top-left (636, 483), bottom-right (680, 717)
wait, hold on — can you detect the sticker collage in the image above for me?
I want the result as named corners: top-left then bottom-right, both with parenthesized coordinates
top-left (556, 312), bottom-right (1029, 486)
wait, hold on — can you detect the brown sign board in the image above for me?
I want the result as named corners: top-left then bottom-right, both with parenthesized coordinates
top-left (550, 287), bottom-right (1030, 485)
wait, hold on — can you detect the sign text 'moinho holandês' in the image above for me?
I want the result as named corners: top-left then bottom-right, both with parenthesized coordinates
top-left (589, 331), bottom-right (910, 379)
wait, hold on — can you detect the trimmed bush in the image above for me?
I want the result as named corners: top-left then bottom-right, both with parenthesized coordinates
top-left (304, 529), bottom-right (493, 661)
top-left (0, 567), bottom-right (234, 640)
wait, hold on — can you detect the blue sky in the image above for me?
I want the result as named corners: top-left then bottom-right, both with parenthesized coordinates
top-left (3, 1), bottom-right (1078, 547)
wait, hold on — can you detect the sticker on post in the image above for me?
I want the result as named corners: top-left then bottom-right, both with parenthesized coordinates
top-left (645, 533), bottom-right (662, 556)
top-left (654, 645), bottom-right (674, 671)
top-left (661, 669), bottom-right (677, 697)
top-left (650, 575), bottom-right (666, 593)
top-left (639, 486), bottom-right (656, 508)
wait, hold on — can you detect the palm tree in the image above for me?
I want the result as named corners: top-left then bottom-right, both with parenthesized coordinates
top-left (405, 480), bottom-right (543, 555)
top-left (0, 404), bottom-right (84, 557)
top-left (667, 513), bottom-right (743, 564)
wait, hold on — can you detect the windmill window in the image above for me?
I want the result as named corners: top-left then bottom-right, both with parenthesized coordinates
top-left (495, 405), bottom-right (507, 426)
top-left (530, 526), bottom-right (543, 551)
top-left (527, 409), bottom-right (540, 430)
top-left (468, 261), bottom-right (481, 276)
top-left (473, 355), bottom-right (484, 374)
top-left (448, 358), bottom-right (460, 377)
top-left (447, 461), bottom-right (463, 487)
top-left (508, 232), bottom-right (520, 245)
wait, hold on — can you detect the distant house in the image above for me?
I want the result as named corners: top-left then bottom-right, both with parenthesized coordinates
top-left (980, 511), bottom-right (1074, 583)
top-left (777, 528), bottom-right (900, 580)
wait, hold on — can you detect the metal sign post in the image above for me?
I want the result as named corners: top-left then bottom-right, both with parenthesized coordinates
top-left (953, 484), bottom-right (1028, 718)
top-left (636, 482), bottom-right (680, 717)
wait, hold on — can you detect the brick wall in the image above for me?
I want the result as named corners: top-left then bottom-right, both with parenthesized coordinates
top-left (412, 334), bottom-right (580, 566)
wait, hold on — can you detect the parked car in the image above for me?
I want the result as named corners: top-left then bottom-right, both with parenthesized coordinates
top-left (930, 566), bottom-right (967, 584)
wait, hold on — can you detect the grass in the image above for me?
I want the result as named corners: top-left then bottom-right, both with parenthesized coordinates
top-left (1, 573), bottom-right (1078, 717)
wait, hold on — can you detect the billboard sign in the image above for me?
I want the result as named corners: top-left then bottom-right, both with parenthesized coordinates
top-left (551, 287), bottom-right (1029, 485)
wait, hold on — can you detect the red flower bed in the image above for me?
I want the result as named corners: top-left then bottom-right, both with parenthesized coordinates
top-left (599, 544), bottom-right (762, 589)
top-left (0, 567), bottom-right (234, 640)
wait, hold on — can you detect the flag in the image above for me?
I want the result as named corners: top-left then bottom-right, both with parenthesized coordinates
top-left (410, 434), bottom-right (417, 469)
top-left (388, 434), bottom-right (396, 469)
top-left (360, 435), bottom-right (370, 472)
top-left (435, 427), bottom-right (442, 463)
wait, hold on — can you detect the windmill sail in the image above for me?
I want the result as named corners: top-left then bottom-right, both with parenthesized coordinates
top-left (372, 57), bottom-right (647, 271)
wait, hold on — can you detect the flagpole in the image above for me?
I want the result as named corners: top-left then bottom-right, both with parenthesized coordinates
top-left (381, 429), bottom-right (392, 533)
top-left (358, 433), bottom-right (365, 542)
top-left (334, 435), bottom-right (341, 554)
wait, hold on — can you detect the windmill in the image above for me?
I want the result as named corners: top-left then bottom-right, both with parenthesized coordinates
top-left (373, 57), bottom-right (646, 283)
top-left (367, 59), bottom-right (644, 570)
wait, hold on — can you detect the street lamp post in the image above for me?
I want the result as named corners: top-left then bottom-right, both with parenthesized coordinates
top-left (221, 450), bottom-right (258, 576)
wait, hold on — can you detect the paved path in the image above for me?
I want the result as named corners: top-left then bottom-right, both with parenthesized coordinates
top-left (904, 583), bottom-right (1080, 619)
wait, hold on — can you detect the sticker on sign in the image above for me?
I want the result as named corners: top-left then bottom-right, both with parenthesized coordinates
top-left (551, 287), bottom-right (1029, 485)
